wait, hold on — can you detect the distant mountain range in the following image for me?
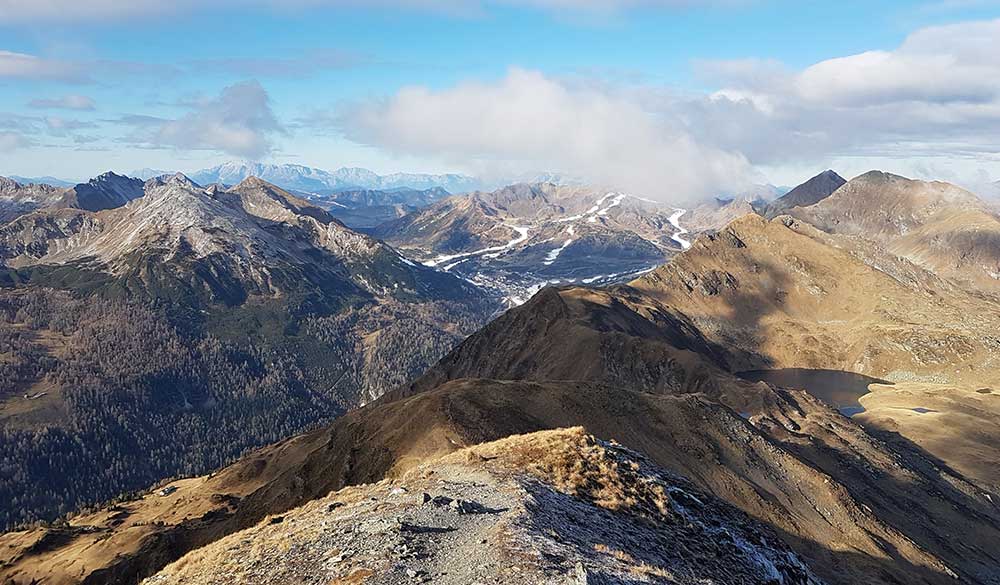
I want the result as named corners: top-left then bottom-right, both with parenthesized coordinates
top-left (311, 186), bottom-right (451, 229)
top-left (184, 161), bottom-right (484, 195)
top-left (10, 167), bottom-right (1000, 585)
top-left (0, 172), bottom-right (492, 531)
top-left (6, 165), bottom-right (1000, 585)
top-left (374, 183), bottom-right (689, 305)
top-left (6, 175), bottom-right (77, 188)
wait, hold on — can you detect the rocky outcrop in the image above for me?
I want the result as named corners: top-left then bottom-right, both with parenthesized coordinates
top-left (142, 428), bottom-right (824, 585)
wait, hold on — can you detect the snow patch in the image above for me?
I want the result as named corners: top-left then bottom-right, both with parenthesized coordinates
top-left (668, 208), bottom-right (691, 250)
top-left (542, 237), bottom-right (573, 266)
top-left (423, 224), bottom-right (530, 271)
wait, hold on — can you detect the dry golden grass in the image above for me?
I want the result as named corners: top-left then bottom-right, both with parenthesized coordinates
top-left (436, 427), bottom-right (675, 521)
top-left (858, 382), bottom-right (1000, 488)
top-left (593, 542), bottom-right (678, 580)
top-left (329, 568), bottom-right (374, 584)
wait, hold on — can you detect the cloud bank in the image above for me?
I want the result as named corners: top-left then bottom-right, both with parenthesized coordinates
top-left (334, 18), bottom-right (1000, 198)
top-left (0, 51), bottom-right (86, 82)
top-left (146, 81), bottom-right (283, 158)
top-left (27, 94), bottom-right (96, 110)
top-left (341, 68), bottom-right (754, 202)
top-left (692, 19), bottom-right (1000, 166)
top-left (111, 81), bottom-right (283, 158)
top-left (0, 132), bottom-right (31, 152)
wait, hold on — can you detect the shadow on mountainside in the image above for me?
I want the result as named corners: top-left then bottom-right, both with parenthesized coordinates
top-left (5, 379), bottom-right (1000, 585)
top-left (384, 228), bottom-right (1000, 584)
top-left (7, 215), bottom-right (1000, 585)
top-left (627, 233), bottom-right (1000, 582)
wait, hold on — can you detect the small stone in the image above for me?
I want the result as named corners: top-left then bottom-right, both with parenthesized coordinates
top-left (430, 495), bottom-right (454, 507)
top-left (406, 568), bottom-right (419, 578)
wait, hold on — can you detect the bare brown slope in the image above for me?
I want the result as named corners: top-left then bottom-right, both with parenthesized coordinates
top-left (857, 382), bottom-right (1000, 489)
top-left (390, 210), bottom-right (1000, 504)
top-left (632, 213), bottom-right (1000, 386)
top-left (793, 171), bottom-right (987, 239)
top-left (630, 212), bottom-right (1000, 492)
top-left (760, 169), bottom-right (846, 219)
top-left (6, 379), bottom-right (1000, 585)
top-left (686, 196), bottom-right (758, 232)
top-left (888, 207), bottom-right (1000, 292)
top-left (789, 171), bottom-right (1000, 293)
top-left (393, 284), bottom-right (775, 412)
top-left (403, 211), bottom-right (1000, 397)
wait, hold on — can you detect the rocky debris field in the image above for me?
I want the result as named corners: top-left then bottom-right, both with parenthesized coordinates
top-left (144, 429), bottom-right (822, 585)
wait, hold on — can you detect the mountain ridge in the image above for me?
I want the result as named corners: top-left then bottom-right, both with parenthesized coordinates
top-left (757, 169), bottom-right (846, 218)
top-left (0, 175), bottom-right (494, 531)
top-left (788, 170), bottom-right (1000, 292)
top-left (374, 182), bottom-right (687, 304)
top-left (4, 169), bottom-right (1000, 585)
top-left (188, 161), bottom-right (483, 194)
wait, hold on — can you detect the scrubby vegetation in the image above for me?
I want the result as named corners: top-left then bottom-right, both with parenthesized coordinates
top-left (304, 300), bottom-right (488, 404)
top-left (0, 287), bottom-right (488, 530)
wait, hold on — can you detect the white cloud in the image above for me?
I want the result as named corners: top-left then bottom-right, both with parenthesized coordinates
top-left (340, 68), bottom-right (753, 202)
top-left (44, 116), bottom-right (96, 135)
top-left (27, 94), bottom-right (96, 110)
top-left (140, 81), bottom-right (283, 159)
top-left (795, 20), bottom-right (1000, 107)
top-left (0, 131), bottom-right (31, 152)
top-left (0, 51), bottom-right (85, 81)
top-left (686, 18), bottom-right (1000, 173)
top-left (336, 18), bottom-right (1000, 195)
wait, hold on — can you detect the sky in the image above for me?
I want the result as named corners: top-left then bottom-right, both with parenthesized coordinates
top-left (2, 0), bottom-right (1000, 201)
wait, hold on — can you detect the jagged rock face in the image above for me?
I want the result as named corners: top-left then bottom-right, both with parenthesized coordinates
top-left (0, 176), bottom-right (66, 223)
top-left (55, 172), bottom-right (145, 212)
top-left (373, 182), bottom-right (685, 304)
top-left (759, 170), bottom-right (846, 218)
top-left (0, 175), bottom-right (492, 402)
top-left (141, 429), bottom-right (823, 585)
top-left (0, 176), bottom-right (481, 306)
top-left (0, 175), bottom-right (494, 537)
top-left (0, 172), bottom-right (148, 225)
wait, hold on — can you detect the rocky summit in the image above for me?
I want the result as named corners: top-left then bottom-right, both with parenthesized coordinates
top-left (142, 428), bottom-right (821, 585)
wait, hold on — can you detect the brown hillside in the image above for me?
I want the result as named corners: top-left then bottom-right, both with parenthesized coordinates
top-left (4, 379), bottom-right (1000, 585)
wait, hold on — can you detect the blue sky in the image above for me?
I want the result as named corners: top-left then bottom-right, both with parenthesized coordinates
top-left (2, 0), bottom-right (1000, 198)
